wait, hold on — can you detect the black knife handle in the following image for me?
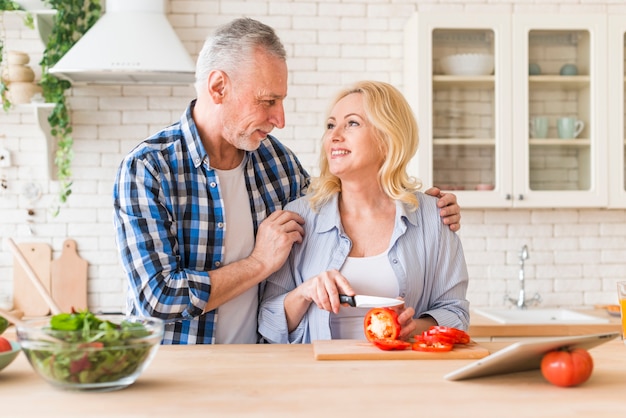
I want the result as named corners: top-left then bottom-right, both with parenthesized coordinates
top-left (339, 294), bottom-right (356, 307)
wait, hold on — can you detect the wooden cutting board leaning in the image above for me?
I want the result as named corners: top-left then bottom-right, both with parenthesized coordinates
top-left (51, 239), bottom-right (88, 313)
top-left (313, 339), bottom-right (490, 360)
top-left (12, 242), bottom-right (52, 317)
top-left (12, 239), bottom-right (88, 316)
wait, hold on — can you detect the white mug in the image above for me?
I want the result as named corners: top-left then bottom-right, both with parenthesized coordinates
top-left (557, 117), bottom-right (584, 139)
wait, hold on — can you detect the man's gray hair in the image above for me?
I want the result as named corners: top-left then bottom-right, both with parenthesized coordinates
top-left (195, 18), bottom-right (287, 94)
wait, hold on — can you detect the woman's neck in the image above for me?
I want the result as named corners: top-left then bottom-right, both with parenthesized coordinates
top-left (338, 183), bottom-right (392, 217)
top-left (338, 185), bottom-right (396, 258)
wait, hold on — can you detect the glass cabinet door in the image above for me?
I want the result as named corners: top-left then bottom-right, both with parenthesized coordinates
top-left (512, 14), bottom-right (607, 207)
top-left (527, 29), bottom-right (591, 191)
top-left (608, 16), bottom-right (626, 208)
top-left (431, 29), bottom-right (496, 191)
top-left (404, 13), bottom-right (512, 208)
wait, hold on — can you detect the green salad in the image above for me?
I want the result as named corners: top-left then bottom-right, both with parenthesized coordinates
top-left (23, 311), bottom-right (155, 385)
top-left (0, 315), bottom-right (7, 335)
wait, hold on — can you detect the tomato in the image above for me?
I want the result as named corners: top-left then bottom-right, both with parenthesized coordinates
top-left (540, 348), bottom-right (594, 387)
top-left (0, 336), bottom-right (12, 352)
top-left (372, 338), bottom-right (411, 351)
top-left (425, 326), bottom-right (470, 344)
top-left (363, 308), bottom-right (401, 342)
top-left (412, 336), bottom-right (454, 353)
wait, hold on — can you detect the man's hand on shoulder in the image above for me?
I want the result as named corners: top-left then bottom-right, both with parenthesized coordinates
top-left (424, 187), bottom-right (461, 232)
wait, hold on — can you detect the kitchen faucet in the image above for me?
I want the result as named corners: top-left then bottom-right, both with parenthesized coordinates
top-left (505, 245), bottom-right (541, 309)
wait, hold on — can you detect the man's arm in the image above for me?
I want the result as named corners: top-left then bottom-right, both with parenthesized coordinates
top-left (202, 210), bottom-right (304, 312)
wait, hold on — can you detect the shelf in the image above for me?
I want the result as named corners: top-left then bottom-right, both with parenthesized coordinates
top-left (433, 138), bottom-right (494, 146)
top-left (32, 103), bottom-right (57, 180)
top-left (433, 138), bottom-right (590, 146)
top-left (529, 75), bottom-right (590, 90)
top-left (432, 75), bottom-right (494, 89)
top-left (14, 1), bottom-right (56, 46)
top-left (15, 0), bottom-right (51, 10)
top-left (529, 138), bottom-right (590, 146)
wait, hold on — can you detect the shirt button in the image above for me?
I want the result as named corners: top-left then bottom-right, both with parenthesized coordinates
top-left (393, 259), bottom-right (398, 264)
top-left (195, 158), bottom-right (201, 164)
top-left (210, 182), bottom-right (217, 188)
top-left (214, 261), bottom-right (221, 267)
top-left (217, 222), bottom-right (224, 228)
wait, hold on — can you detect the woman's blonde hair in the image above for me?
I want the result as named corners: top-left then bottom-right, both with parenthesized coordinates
top-left (308, 80), bottom-right (422, 210)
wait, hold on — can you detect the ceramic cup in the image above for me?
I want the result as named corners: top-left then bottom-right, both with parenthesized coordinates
top-left (529, 63), bottom-right (541, 76)
top-left (529, 116), bottom-right (549, 138)
top-left (557, 117), bottom-right (584, 139)
top-left (560, 64), bottom-right (578, 76)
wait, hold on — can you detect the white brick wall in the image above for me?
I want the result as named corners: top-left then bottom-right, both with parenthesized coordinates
top-left (0, 0), bottom-right (625, 314)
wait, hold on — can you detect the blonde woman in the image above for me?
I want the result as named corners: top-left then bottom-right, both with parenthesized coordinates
top-left (258, 81), bottom-right (469, 344)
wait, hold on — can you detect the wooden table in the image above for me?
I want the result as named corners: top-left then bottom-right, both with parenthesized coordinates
top-left (2, 337), bottom-right (626, 417)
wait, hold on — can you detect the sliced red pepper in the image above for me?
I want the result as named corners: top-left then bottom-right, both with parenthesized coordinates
top-left (412, 336), bottom-right (454, 353)
top-left (363, 308), bottom-right (401, 342)
top-left (372, 338), bottom-right (411, 351)
top-left (420, 330), bottom-right (456, 345)
top-left (426, 326), bottom-right (470, 344)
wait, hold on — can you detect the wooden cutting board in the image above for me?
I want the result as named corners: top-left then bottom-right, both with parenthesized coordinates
top-left (12, 242), bottom-right (52, 317)
top-left (313, 339), bottom-right (490, 360)
top-left (50, 239), bottom-right (88, 313)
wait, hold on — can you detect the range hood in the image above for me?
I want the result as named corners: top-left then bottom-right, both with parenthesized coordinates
top-left (48, 0), bottom-right (195, 85)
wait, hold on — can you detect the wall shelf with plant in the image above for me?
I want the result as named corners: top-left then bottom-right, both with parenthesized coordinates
top-left (0, 0), bottom-right (101, 215)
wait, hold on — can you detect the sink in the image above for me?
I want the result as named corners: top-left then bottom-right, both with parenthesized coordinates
top-left (473, 308), bottom-right (610, 325)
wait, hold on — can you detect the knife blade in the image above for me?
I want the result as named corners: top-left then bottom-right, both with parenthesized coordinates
top-left (339, 294), bottom-right (403, 308)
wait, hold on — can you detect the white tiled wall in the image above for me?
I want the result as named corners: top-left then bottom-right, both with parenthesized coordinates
top-left (1, 0), bottom-right (625, 314)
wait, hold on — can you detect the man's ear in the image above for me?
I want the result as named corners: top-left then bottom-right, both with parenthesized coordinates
top-left (207, 70), bottom-right (227, 103)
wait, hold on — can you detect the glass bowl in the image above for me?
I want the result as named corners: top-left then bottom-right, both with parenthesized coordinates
top-left (0, 340), bottom-right (21, 372)
top-left (16, 314), bottom-right (164, 392)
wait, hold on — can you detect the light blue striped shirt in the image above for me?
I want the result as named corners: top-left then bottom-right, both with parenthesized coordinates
top-left (258, 192), bottom-right (469, 344)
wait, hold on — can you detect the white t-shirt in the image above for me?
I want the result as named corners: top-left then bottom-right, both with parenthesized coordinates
top-left (213, 161), bottom-right (258, 344)
top-left (330, 251), bottom-right (398, 340)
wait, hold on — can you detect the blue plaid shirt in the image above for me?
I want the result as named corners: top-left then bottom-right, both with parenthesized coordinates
top-left (113, 100), bottom-right (310, 344)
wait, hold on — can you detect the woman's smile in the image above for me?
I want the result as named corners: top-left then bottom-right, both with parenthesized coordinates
top-left (331, 148), bottom-right (351, 158)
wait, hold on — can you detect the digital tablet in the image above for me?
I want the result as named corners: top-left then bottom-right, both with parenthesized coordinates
top-left (444, 331), bottom-right (620, 381)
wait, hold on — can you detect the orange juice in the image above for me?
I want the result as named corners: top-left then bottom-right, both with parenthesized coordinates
top-left (617, 282), bottom-right (626, 343)
top-left (621, 298), bottom-right (626, 339)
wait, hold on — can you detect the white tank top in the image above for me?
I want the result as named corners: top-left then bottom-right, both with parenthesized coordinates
top-left (330, 251), bottom-right (398, 340)
top-left (213, 160), bottom-right (258, 344)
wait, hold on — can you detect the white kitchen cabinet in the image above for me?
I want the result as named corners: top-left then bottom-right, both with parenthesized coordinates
top-left (404, 13), bottom-right (608, 208)
top-left (608, 16), bottom-right (626, 208)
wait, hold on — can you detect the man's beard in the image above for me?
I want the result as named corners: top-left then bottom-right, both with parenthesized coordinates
top-left (232, 130), bottom-right (264, 152)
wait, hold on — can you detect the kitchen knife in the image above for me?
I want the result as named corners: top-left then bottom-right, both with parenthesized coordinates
top-left (339, 294), bottom-right (404, 308)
